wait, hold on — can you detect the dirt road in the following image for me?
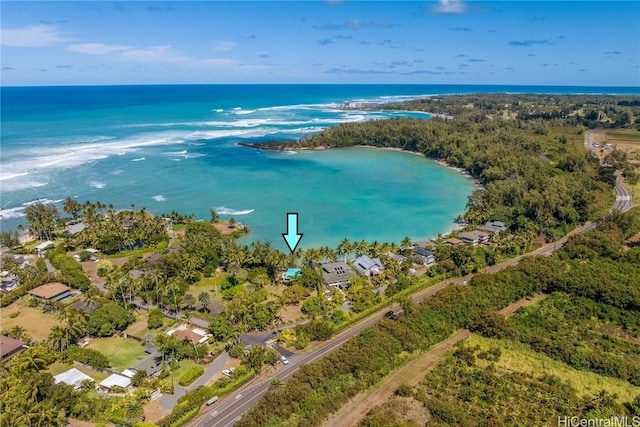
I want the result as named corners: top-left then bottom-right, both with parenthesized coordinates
top-left (321, 293), bottom-right (548, 427)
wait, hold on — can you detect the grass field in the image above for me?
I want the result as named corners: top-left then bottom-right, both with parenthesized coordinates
top-left (86, 336), bottom-right (147, 372)
top-left (466, 334), bottom-right (640, 403)
top-left (0, 301), bottom-right (60, 341)
top-left (607, 130), bottom-right (640, 139)
top-left (168, 359), bottom-right (198, 382)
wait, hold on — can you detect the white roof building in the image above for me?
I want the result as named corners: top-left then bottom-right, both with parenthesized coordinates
top-left (54, 368), bottom-right (94, 390)
top-left (99, 373), bottom-right (132, 390)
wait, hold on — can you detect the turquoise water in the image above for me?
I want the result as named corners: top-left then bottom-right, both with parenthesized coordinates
top-left (2, 84), bottom-right (635, 250)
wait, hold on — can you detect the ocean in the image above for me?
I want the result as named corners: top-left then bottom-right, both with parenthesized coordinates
top-left (1, 84), bottom-right (637, 250)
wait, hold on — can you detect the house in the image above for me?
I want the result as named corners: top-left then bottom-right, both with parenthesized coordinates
top-left (414, 240), bottom-right (437, 249)
top-left (168, 327), bottom-right (210, 345)
top-left (144, 253), bottom-right (163, 263)
top-left (35, 241), bottom-right (54, 258)
top-left (321, 262), bottom-right (355, 288)
top-left (459, 230), bottom-right (490, 246)
top-left (282, 268), bottom-right (301, 283)
top-left (479, 220), bottom-right (507, 235)
top-left (129, 351), bottom-right (165, 378)
top-left (1, 275), bottom-right (18, 293)
top-left (413, 247), bottom-right (436, 265)
top-left (64, 221), bottom-right (87, 235)
top-left (458, 231), bottom-right (480, 246)
top-left (28, 282), bottom-right (73, 303)
top-left (353, 255), bottom-right (384, 277)
top-left (387, 252), bottom-right (407, 264)
top-left (0, 335), bottom-right (26, 361)
top-left (70, 300), bottom-right (101, 314)
top-left (99, 373), bottom-right (131, 392)
top-left (444, 238), bottom-right (464, 246)
top-left (54, 368), bottom-right (94, 390)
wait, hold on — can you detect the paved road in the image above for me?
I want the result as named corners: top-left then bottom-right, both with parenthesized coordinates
top-left (613, 171), bottom-right (633, 213)
top-left (190, 132), bottom-right (634, 426)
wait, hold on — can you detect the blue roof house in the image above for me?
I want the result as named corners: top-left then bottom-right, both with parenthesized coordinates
top-left (353, 255), bottom-right (384, 277)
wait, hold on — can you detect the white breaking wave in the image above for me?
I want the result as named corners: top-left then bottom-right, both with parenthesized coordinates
top-left (89, 181), bottom-right (105, 189)
top-left (0, 206), bottom-right (27, 219)
top-left (214, 109), bottom-right (224, 112)
top-left (0, 171), bottom-right (29, 181)
top-left (1, 198), bottom-right (63, 220)
top-left (215, 206), bottom-right (255, 215)
top-left (111, 169), bottom-right (124, 175)
top-left (233, 109), bottom-right (257, 115)
top-left (152, 195), bottom-right (166, 202)
top-left (132, 157), bottom-right (145, 162)
top-left (22, 198), bottom-right (63, 206)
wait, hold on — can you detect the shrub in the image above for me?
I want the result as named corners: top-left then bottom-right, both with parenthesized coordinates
top-left (178, 366), bottom-right (204, 386)
top-left (62, 347), bottom-right (111, 370)
top-left (147, 308), bottom-right (164, 329)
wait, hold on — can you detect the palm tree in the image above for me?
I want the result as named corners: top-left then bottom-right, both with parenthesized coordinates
top-left (182, 293), bottom-right (196, 311)
top-left (48, 325), bottom-right (70, 352)
top-left (268, 377), bottom-right (285, 396)
top-left (125, 400), bottom-right (144, 424)
top-left (198, 291), bottom-right (211, 312)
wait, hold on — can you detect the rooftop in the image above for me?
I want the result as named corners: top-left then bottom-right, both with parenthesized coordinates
top-left (321, 261), bottom-right (355, 286)
top-left (28, 282), bottom-right (71, 300)
top-left (100, 373), bottom-right (131, 389)
top-left (0, 335), bottom-right (25, 359)
top-left (54, 368), bottom-right (94, 390)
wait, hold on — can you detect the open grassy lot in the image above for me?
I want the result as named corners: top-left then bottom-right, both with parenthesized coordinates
top-left (123, 310), bottom-right (175, 338)
top-left (86, 336), bottom-right (147, 372)
top-left (466, 334), bottom-right (640, 403)
top-left (0, 300), bottom-right (59, 341)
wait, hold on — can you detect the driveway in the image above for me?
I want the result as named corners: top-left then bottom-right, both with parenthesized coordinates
top-left (159, 352), bottom-right (230, 410)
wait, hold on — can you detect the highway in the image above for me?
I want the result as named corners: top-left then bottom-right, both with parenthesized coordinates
top-left (190, 221), bottom-right (601, 427)
top-left (191, 135), bottom-right (634, 427)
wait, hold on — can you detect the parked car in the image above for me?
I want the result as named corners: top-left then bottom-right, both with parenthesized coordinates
top-left (280, 356), bottom-right (289, 365)
top-left (385, 310), bottom-right (395, 318)
top-left (222, 369), bottom-right (232, 376)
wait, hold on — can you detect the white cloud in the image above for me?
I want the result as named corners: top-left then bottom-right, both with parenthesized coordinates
top-left (431, 0), bottom-right (467, 14)
top-left (68, 43), bottom-right (132, 55)
top-left (1, 24), bottom-right (69, 47)
top-left (212, 41), bottom-right (236, 51)
top-left (119, 45), bottom-right (187, 62)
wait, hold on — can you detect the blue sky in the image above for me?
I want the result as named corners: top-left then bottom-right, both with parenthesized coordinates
top-left (1, 1), bottom-right (638, 86)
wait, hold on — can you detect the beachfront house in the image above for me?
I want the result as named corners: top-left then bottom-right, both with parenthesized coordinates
top-left (458, 230), bottom-right (490, 246)
top-left (387, 252), bottom-right (407, 264)
top-left (28, 282), bottom-right (74, 303)
top-left (353, 255), bottom-right (384, 277)
top-left (0, 335), bottom-right (26, 361)
top-left (64, 221), bottom-right (87, 235)
top-left (54, 368), bottom-right (94, 391)
top-left (413, 247), bottom-right (436, 265)
top-left (479, 220), bottom-right (507, 235)
top-left (444, 237), bottom-right (464, 246)
top-left (321, 262), bottom-right (355, 288)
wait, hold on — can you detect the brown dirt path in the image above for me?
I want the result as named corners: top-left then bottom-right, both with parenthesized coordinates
top-left (321, 293), bottom-right (547, 427)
